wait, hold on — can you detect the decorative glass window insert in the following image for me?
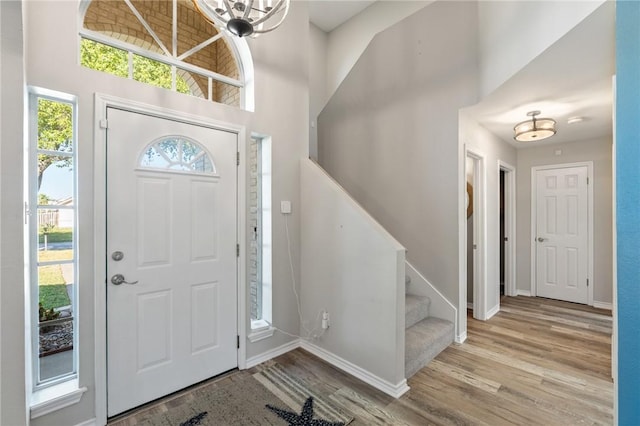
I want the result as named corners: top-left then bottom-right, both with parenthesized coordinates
top-left (79, 0), bottom-right (243, 107)
top-left (140, 137), bottom-right (216, 174)
top-left (28, 91), bottom-right (78, 388)
top-left (249, 136), bottom-right (272, 330)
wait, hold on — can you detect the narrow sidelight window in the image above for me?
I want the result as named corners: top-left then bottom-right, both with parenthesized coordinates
top-left (28, 90), bottom-right (78, 388)
top-left (249, 136), bottom-right (272, 330)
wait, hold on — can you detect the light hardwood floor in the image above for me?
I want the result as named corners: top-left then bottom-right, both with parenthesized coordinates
top-left (275, 296), bottom-right (613, 425)
top-left (112, 296), bottom-right (613, 425)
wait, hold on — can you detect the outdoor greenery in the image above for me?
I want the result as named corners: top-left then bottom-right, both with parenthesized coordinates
top-left (38, 227), bottom-right (73, 244)
top-left (39, 264), bottom-right (71, 311)
top-left (37, 99), bottom-right (73, 190)
top-left (39, 250), bottom-right (73, 310)
top-left (80, 38), bottom-right (191, 94)
top-left (39, 287), bottom-right (70, 313)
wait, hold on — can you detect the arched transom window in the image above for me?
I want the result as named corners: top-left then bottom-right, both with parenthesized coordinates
top-left (79, 0), bottom-right (250, 108)
top-left (140, 136), bottom-right (217, 175)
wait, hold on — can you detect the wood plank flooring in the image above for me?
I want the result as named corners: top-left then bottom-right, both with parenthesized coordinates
top-left (111, 296), bottom-right (613, 425)
top-left (276, 296), bottom-right (613, 425)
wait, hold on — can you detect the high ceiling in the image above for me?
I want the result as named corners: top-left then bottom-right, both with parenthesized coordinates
top-left (464, 2), bottom-right (615, 148)
top-left (308, 1), bottom-right (614, 148)
top-left (308, 0), bottom-right (375, 32)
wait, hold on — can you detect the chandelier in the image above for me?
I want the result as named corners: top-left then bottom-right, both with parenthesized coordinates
top-left (193, 0), bottom-right (290, 38)
top-left (513, 110), bottom-right (557, 142)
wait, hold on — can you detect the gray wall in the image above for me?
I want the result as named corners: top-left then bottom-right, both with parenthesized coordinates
top-left (516, 137), bottom-right (613, 304)
top-left (1, 2), bottom-right (27, 424)
top-left (309, 23), bottom-right (328, 161)
top-left (301, 160), bottom-right (406, 387)
top-left (318, 1), bottom-right (479, 310)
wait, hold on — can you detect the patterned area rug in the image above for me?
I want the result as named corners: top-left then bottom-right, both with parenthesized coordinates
top-left (108, 363), bottom-right (353, 426)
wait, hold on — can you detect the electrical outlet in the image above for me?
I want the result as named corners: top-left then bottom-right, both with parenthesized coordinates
top-left (280, 200), bottom-right (291, 214)
top-left (321, 311), bottom-right (330, 329)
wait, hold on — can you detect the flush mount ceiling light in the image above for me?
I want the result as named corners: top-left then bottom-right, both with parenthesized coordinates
top-left (513, 110), bottom-right (557, 142)
top-left (193, 0), bottom-right (290, 38)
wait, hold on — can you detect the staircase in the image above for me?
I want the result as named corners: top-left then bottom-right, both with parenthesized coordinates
top-left (405, 276), bottom-right (454, 379)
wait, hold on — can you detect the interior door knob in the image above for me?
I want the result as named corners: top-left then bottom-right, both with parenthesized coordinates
top-left (537, 237), bottom-right (547, 242)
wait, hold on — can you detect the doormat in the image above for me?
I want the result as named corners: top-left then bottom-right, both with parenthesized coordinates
top-left (108, 363), bottom-right (353, 426)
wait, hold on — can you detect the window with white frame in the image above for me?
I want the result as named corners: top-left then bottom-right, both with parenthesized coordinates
top-left (28, 90), bottom-right (78, 388)
top-left (79, 0), bottom-right (244, 107)
top-left (249, 136), bottom-right (272, 332)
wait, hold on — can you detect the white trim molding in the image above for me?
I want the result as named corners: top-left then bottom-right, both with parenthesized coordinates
top-left (30, 381), bottom-right (88, 419)
top-left (300, 341), bottom-right (410, 398)
top-left (517, 289), bottom-right (532, 297)
top-left (245, 339), bottom-right (300, 369)
top-left (593, 301), bottom-right (613, 310)
top-left (455, 331), bottom-right (467, 344)
top-left (486, 304), bottom-right (500, 320)
top-left (74, 418), bottom-right (98, 426)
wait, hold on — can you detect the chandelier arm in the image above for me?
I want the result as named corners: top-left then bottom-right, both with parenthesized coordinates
top-left (222, 0), bottom-right (235, 19)
top-left (249, 0), bottom-right (288, 27)
top-left (242, 0), bottom-right (255, 20)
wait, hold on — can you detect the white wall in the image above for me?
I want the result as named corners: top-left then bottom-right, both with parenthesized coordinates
top-left (309, 23), bottom-right (328, 161)
top-left (460, 113), bottom-right (517, 318)
top-left (325, 0), bottom-right (430, 102)
top-left (300, 159), bottom-right (406, 388)
top-left (17, 1), bottom-right (309, 424)
top-left (516, 137), bottom-right (613, 305)
top-left (478, 0), bottom-right (605, 97)
top-left (0, 1), bottom-right (27, 424)
top-left (318, 1), bottom-right (479, 339)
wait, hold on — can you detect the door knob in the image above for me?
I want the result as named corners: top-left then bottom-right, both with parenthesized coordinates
top-left (537, 237), bottom-right (547, 242)
top-left (111, 274), bottom-right (138, 285)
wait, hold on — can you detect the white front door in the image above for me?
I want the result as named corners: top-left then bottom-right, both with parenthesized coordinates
top-left (106, 108), bottom-right (238, 416)
top-left (535, 165), bottom-right (589, 304)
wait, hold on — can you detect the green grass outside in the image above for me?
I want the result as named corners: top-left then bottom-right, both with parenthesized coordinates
top-left (38, 227), bottom-right (73, 244)
top-left (40, 284), bottom-right (71, 310)
top-left (38, 249), bottom-right (72, 309)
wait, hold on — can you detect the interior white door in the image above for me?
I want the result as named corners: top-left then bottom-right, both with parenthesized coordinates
top-left (535, 166), bottom-right (588, 304)
top-left (106, 108), bottom-right (238, 416)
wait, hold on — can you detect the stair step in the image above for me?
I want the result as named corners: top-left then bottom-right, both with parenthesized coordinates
top-left (405, 294), bottom-right (430, 329)
top-left (405, 317), bottom-right (454, 379)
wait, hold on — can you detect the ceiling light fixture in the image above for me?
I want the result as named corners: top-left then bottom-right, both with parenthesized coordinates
top-left (192, 0), bottom-right (290, 38)
top-left (513, 110), bottom-right (557, 142)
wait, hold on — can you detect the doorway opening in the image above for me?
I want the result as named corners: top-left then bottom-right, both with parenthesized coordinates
top-left (465, 149), bottom-right (486, 320)
top-left (499, 161), bottom-right (516, 298)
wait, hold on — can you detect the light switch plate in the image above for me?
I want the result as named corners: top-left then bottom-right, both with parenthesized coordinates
top-left (281, 201), bottom-right (292, 214)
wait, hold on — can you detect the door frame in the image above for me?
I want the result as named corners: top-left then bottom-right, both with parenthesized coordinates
top-left (93, 94), bottom-right (247, 424)
top-left (530, 161), bottom-right (594, 305)
top-left (462, 147), bottom-right (487, 322)
top-left (498, 161), bottom-right (516, 297)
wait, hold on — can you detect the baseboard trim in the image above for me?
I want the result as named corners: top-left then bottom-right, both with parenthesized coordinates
top-left (516, 289), bottom-right (532, 297)
top-left (74, 418), bottom-right (97, 426)
top-left (593, 301), bottom-right (613, 310)
top-left (244, 339), bottom-right (300, 369)
top-left (300, 341), bottom-right (409, 399)
top-left (455, 331), bottom-right (467, 344)
top-left (486, 304), bottom-right (500, 319)
top-left (466, 302), bottom-right (473, 309)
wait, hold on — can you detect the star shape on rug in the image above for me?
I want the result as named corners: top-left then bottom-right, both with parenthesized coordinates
top-left (266, 396), bottom-right (345, 426)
